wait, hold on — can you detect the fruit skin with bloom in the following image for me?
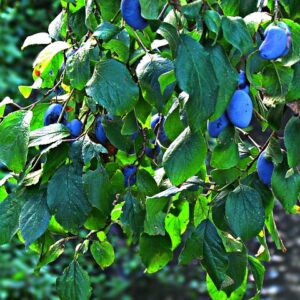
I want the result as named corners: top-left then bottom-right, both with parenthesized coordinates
top-left (259, 22), bottom-right (291, 60)
top-left (67, 119), bottom-right (83, 138)
top-left (120, 0), bottom-right (148, 30)
top-left (257, 150), bottom-right (274, 186)
top-left (44, 103), bottom-right (67, 126)
top-left (207, 113), bottom-right (229, 138)
top-left (122, 165), bottom-right (137, 187)
top-left (226, 90), bottom-right (253, 129)
top-left (95, 116), bottom-right (108, 144)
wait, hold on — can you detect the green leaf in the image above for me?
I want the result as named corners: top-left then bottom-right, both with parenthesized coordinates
top-left (211, 127), bottom-right (240, 170)
top-left (157, 22), bottom-right (179, 57)
top-left (175, 34), bottom-right (218, 130)
top-left (280, 1), bottom-right (300, 20)
top-left (33, 41), bottom-right (70, 68)
top-left (222, 250), bottom-right (248, 296)
top-left (81, 135), bottom-right (108, 164)
top-left (91, 241), bottom-right (115, 269)
top-left (85, 0), bottom-right (98, 31)
top-left (284, 116), bottom-right (300, 168)
top-left (102, 117), bottom-right (132, 152)
top-left (56, 260), bottom-right (92, 300)
top-left (136, 169), bottom-right (159, 196)
top-left (47, 165), bottom-right (92, 232)
top-left (194, 195), bottom-right (210, 227)
top-left (271, 157), bottom-right (300, 212)
top-left (20, 188), bottom-right (51, 247)
top-left (163, 127), bottom-right (206, 186)
top-left (0, 110), bottom-right (32, 173)
top-left (48, 11), bottom-right (67, 40)
top-left (29, 123), bottom-right (70, 147)
top-left (83, 166), bottom-right (113, 217)
top-left (0, 191), bottom-right (24, 245)
top-left (262, 63), bottom-right (294, 98)
top-left (281, 19), bottom-right (300, 66)
top-left (165, 200), bottom-right (189, 250)
top-left (181, 1), bottom-right (202, 19)
top-left (179, 219), bottom-right (230, 290)
top-left (221, 0), bottom-right (240, 16)
top-left (66, 42), bottom-right (91, 90)
top-left (286, 62), bottom-right (300, 101)
top-left (36, 242), bottom-right (65, 272)
top-left (21, 32), bottom-right (52, 50)
top-left (86, 59), bottom-right (139, 116)
top-left (139, 234), bottom-right (173, 273)
top-left (248, 255), bottom-right (265, 296)
top-left (164, 101), bottom-right (185, 141)
top-left (120, 193), bottom-right (145, 241)
top-left (140, 0), bottom-right (163, 19)
top-left (93, 22), bottom-right (120, 41)
top-left (207, 45), bottom-right (238, 119)
top-left (204, 10), bottom-right (222, 35)
top-left (206, 269), bottom-right (247, 300)
top-left (144, 197), bottom-right (169, 236)
top-left (98, 0), bottom-right (120, 21)
top-left (136, 54), bottom-right (175, 111)
top-left (221, 17), bottom-right (253, 55)
top-left (225, 185), bottom-right (265, 241)
top-left (265, 212), bottom-right (286, 252)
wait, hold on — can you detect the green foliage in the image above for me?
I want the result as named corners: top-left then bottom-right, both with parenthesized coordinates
top-left (1, 0), bottom-right (300, 299)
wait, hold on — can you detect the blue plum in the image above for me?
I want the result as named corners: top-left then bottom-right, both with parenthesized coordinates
top-left (122, 165), bottom-right (137, 187)
top-left (257, 150), bottom-right (274, 186)
top-left (151, 114), bottom-right (169, 145)
top-left (145, 140), bottom-right (161, 159)
top-left (121, 0), bottom-right (148, 30)
top-left (226, 90), bottom-right (253, 128)
top-left (207, 113), bottom-right (229, 138)
top-left (67, 119), bottom-right (83, 138)
top-left (259, 23), bottom-right (291, 60)
top-left (95, 116), bottom-right (108, 144)
top-left (44, 103), bottom-right (67, 126)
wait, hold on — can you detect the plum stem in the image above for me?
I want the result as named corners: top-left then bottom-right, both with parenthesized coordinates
top-left (133, 31), bottom-right (149, 53)
top-left (158, 3), bottom-right (169, 20)
top-left (274, 0), bottom-right (280, 22)
top-left (257, 0), bottom-right (265, 12)
top-left (57, 89), bottom-right (75, 124)
top-left (237, 128), bottom-right (261, 149)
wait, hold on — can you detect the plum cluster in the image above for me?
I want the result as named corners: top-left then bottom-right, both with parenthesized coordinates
top-left (93, 113), bottom-right (169, 187)
top-left (208, 70), bottom-right (253, 138)
top-left (44, 103), bottom-right (83, 139)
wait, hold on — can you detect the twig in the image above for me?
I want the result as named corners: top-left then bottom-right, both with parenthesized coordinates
top-left (133, 31), bottom-right (149, 53)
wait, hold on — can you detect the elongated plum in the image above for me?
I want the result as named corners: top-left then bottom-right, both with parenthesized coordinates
top-left (44, 103), bottom-right (67, 126)
top-left (67, 119), bottom-right (83, 138)
top-left (95, 116), bottom-right (108, 144)
top-left (121, 0), bottom-right (148, 30)
top-left (123, 165), bottom-right (137, 187)
top-left (207, 113), bottom-right (229, 138)
top-left (259, 22), bottom-right (291, 60)
top-left (226, 90), bottom-right (253, 128)
top-left (257, 150), bottom-right (274, 186)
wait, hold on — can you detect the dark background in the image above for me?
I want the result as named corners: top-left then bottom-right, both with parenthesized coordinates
top-left (0, 1), bottom-right (299, 299)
